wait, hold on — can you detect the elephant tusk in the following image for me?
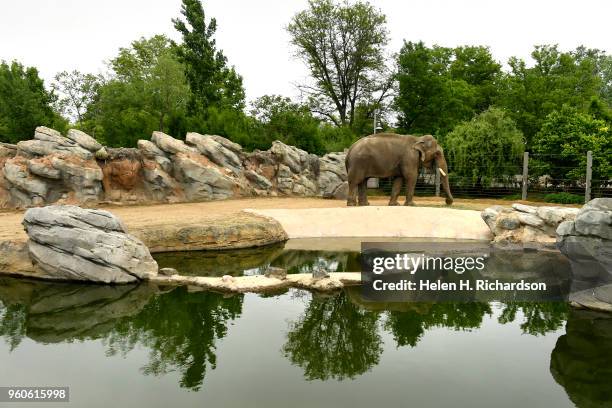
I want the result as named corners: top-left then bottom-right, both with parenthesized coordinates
top-left (438, 168), bottom-right (447, 177)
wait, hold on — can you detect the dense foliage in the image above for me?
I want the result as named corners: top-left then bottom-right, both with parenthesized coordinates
top-left (444, 107), bottom-right (524, 185)
top-left (531, 105), bottom-right (612, 182)
top-left (396, 42), bottom-right (501, 136)
top-left (0, 61), bottom-right (66, 143)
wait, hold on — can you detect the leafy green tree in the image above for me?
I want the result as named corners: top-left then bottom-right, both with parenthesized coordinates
top-left (173, 0), bottom-right (245, 114)
top-left (444, 107), bottom-right (524, 185)
top-left (85, 35), bottom-right (189, 146)
top-left (287, 0), bottom-right (392, 127)
top-left (497, 45), bottom-right (604, 148)
top-left (395, 41), bottom-right (501, 136)
top-left (250, 95), bottom-right (324, 154)
top-left (0, 60), bottom-right (66, 143)
top-left (531, 105), bottom-right (612, 183)
top-left (52, 70), bottom-right (102, 125)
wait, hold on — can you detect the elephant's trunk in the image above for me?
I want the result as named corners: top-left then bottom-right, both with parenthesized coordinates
top-left (436, 156), bottom-right (453, 205)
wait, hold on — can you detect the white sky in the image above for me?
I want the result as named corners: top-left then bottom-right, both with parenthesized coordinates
top-left (1, 0), bottom-right (611, 104)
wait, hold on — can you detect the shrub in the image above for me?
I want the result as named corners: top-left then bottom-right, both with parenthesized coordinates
top-left (543, 192), bottom-right (584, 204)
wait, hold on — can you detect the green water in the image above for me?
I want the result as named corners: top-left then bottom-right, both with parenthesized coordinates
top-left (1, 247), bottom-right (611, 407)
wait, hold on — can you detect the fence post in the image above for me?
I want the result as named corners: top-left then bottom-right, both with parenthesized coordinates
top-left (585, 150), bottom-right (593, 203)
top-left (521, 152), bottom-right (529, 201)
top-left (435, 167), bottom-right (440, 197)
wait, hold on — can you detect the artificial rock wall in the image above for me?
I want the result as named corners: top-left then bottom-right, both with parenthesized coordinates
top-left (0, 127), bottom-right (348, 209)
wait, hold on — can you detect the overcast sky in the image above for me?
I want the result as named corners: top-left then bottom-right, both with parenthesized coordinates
top-left (1, 0), bottom-right (611, 104)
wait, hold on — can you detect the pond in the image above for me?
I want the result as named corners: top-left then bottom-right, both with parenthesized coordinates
top-left (0, 242), bottom-right (610, 407)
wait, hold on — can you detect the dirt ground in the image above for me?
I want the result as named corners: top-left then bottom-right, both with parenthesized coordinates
top-left (0, 196), bottom-right (578, 244)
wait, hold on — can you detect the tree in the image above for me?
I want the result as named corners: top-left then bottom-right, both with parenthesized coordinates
top-left (444, 107), bottom-right (524, 186)
top-left (173, 0), bottom-right (245, 114)
top-left (287, 0), bottom-right (391, 127)
top-left (0, 60), bottom-right (66, 143)
top-left (532, 105), bottom-right (612, 183)
top-left (250, 95), bottom-right (324, 154)
top-left (85, 35), bottom-right (189, 146)
top-left (52, 70), bottom-right (102, 125)
top-left (497, 45), bottom-right (603, 148)
top-left (395, 42), bottom-right (501, 136)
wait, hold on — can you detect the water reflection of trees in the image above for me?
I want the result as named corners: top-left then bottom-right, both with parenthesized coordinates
top-left (104, 288), bottom-right (243, 391)
top-left (385, 303), bottom-right (492, 347)
top-left (282, 292), bottom-right (382, 380)
top-left (497, 302), bottom-right (568, 335)
top-left (0, 278), bottom-right (243, 391)
top-left (550, 310), bottom-right (612, 408)
top-left (0, 276), bottom-right (575, 390)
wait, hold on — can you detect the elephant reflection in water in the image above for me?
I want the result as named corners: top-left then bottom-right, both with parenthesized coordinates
top-left (550, 310), bottom-right (612, 407)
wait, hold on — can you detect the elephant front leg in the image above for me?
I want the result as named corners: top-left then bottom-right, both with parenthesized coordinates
top-left (403, 174), bottom-right (417, 206)
top-left (388, 177), bottom-right (403, 206)
top-left (358, 181), bottom-right (369, 206)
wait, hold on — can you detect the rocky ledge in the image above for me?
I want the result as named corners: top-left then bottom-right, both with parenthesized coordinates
top-left (557, 198), bottom-right (612, 312)
top-left (481, 203), bottom-right (579, 249)
top-left (0, 127), bottom-right (348, 209)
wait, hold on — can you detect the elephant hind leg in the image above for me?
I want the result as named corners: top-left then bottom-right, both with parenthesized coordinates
top-left (347, 180), bottom-right (358, 206)
top-left (358, 181), bottom-right (369, 206)
top-left (388, 177), bottom-right (403, 206)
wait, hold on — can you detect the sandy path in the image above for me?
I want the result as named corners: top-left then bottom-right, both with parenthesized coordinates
top-left (0, 196), bottom-right (574, 243)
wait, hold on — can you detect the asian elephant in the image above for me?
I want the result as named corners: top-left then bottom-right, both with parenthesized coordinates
top-left (345, 133), bottom-right (453, 206)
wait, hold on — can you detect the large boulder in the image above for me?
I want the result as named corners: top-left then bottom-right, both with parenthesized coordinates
top-left (65, 129), bottom-right (103, 152)
top-left (557, 198), bottom-right (612, 310)
top-left (481, 203), bottom-right (579, 249)
top-left (173, 153), bottom-right (241, 200)
top-left (151, 131), bottom-right (196, 155)
top-left (186, 133), bottom-right (243, 174)
top-left (318, 152), bottom-right (347, 198)
top-left (22, 205), bottom-right (158, 283)
top-left (17, 127), bottom-right (93, 160)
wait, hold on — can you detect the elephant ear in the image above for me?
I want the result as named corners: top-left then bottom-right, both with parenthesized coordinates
top-left (413, 140), bottom-right (427, 162)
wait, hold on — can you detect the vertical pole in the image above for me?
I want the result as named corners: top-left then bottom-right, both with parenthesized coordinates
top-left (435, 167), bottom-right (440, 197)
top-left (373, 109), bottom-right (378, 134)
top-left (585, 150), bottom-right (592, 203)
top-left (521, 152), bottom-right (529, 201)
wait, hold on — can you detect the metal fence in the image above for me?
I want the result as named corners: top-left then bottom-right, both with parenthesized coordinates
top-left (370, 150), bottom-right (612, 203)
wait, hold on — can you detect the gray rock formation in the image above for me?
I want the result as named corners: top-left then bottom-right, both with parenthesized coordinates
top-left (173, 153), bottom-right (241, 200)
top-left (186, 132), bottom-right (243, 174)
top-left (151, 131), bottom-right (196, 154)
top-left (0, 127), bottom-right (349, 209)
top-left (17, 126), bottom-right (93, 160)
top-left (66, 129), bottom-right (103, 152)
top-left (318, 152), bottom-right (348, 199)
top-left (22, 205), bottom-right (158, 283)
top-left (481, 203), bottom-right (579, 249)
top-left (557, 198), bottom-right (612, 311)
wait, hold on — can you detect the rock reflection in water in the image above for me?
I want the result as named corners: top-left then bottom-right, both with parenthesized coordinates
top-left (153, 244), bottom-right (361, 276)
top-left (0, 277), bottom-right (158, 346)
top-left (0, 277), bottom-right (243, 391)
top-left (551, 310), bottom-right (612, 407)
